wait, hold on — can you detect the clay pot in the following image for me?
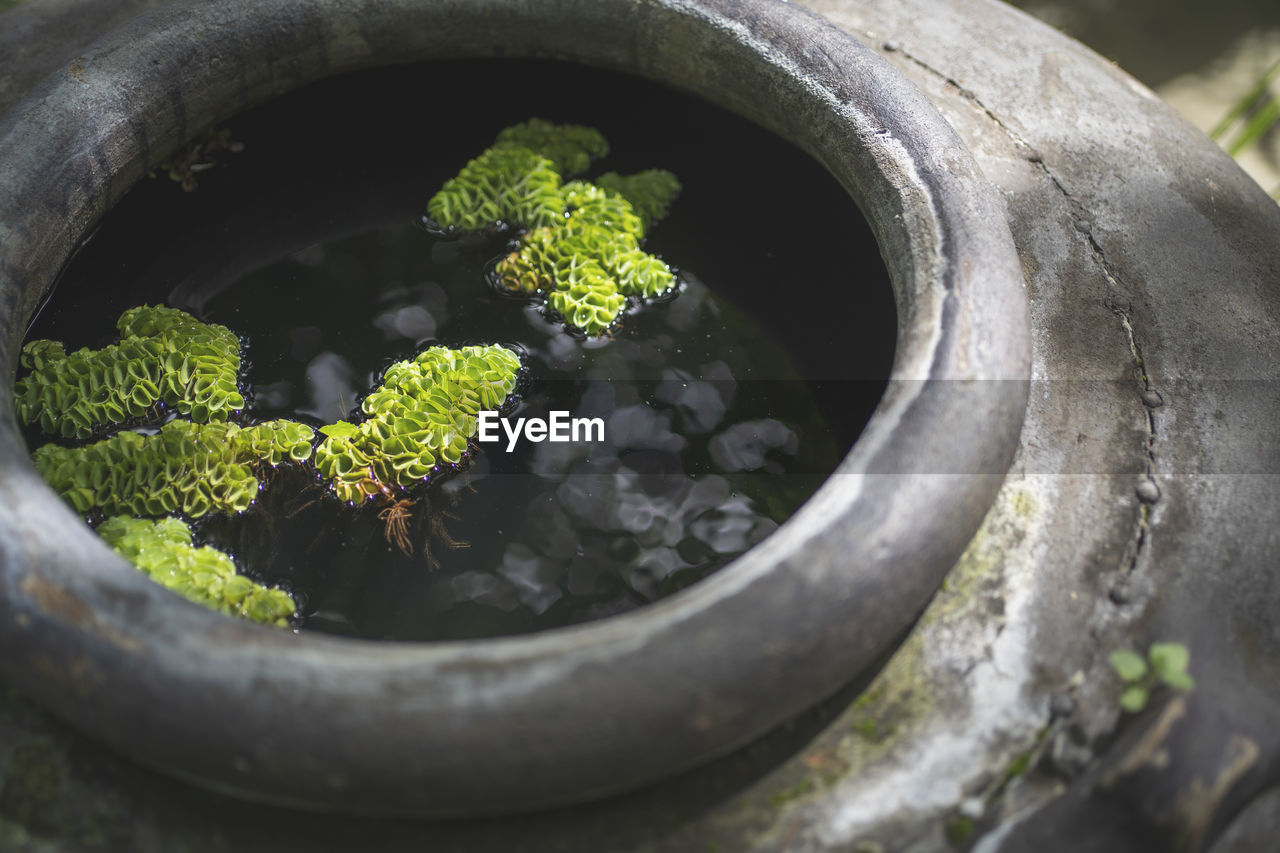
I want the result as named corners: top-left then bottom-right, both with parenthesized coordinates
top-left (0, 0), bottom-right (1027, 816)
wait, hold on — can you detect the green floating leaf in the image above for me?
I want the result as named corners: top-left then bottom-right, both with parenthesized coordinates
top-left (16, 305), bottom-right (243, 439)
top-left (315, 344), bottom-right (521, 503)
top-left (426, 147), bottom-right (565, 231)
top-left (319, 421), bottom-right (358, 440)
top-left (562, 181), bottom-right (646, 240)
top-left (548, 278), bottom-right (626, 336)
top-left (426, 120), bottom-right (681, 337)
top-left (34, 419), bottom-right (314, 519)
top-left (98, 516), bottom-right (295, 627)
top-left (499, 219), bottom-right (673, 302)
top-left (595, 169), bottom-right (681, 231)
top-left (1109, 649), bottom-right (1148, 682)
top-left (492, 118), bottom-right (608, 175)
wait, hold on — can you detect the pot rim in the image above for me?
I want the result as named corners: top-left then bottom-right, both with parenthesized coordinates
top-left (0, 0), bottom-right (1030, 816)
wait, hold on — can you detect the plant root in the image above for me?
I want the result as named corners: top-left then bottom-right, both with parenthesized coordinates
top-left (429, 511), bottom-right (469, 551)
top-left (285, 483), bottom-right (324, 519)
top-left (379, 498), bottom-right (416, 557)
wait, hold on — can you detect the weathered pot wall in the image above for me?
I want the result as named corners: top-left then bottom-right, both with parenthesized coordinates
top-left (5, 0), bottom-right (1275, 848)
top-left (0, 0), bottom-right (1029, 820)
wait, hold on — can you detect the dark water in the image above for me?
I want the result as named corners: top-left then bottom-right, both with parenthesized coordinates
top-left (25, 60), bottom-right (895, 640)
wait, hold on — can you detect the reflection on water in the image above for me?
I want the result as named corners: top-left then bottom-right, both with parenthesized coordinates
top-left (301, 351), bottom-right (358, 423)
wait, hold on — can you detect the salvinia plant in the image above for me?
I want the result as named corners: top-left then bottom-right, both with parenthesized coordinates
top-left (427, 118), bottom-right (682, 336)
top-left (19, 307), bottom-right (303, 626)
top-left (20, 306), bottom-right (522, 626)
top-left (16, 304), bottom-right (244, 438)
top-left (100, 516), bottom-right (296, 627)
top-left (314, 344), bottom-right (522, 505)
top-left (22, 119), bottom-right (660, 629)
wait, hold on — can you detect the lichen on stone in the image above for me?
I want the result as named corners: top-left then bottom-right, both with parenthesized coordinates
top-left (315, 343), bottom-right (521, 503)
top-left (33, 419), bottom-right (314, 518)
top-left (98, 516), bottom-right (295, 627)
top-left (16, 305), bottom-right (243, 439)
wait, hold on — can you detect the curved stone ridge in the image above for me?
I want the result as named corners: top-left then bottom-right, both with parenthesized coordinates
top-left (427, 120), bottom-right (680, 336)
top-left (33, 419), bottom-right (314, 518)
top-left (315, 343), bottom-right (522, 503)
top-left (15, 305), bottom-right (243, 438)
top-left (98, 516), bottom-right (295, 627)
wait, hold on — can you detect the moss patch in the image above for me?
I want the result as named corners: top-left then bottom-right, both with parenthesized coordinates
top-left (944, 815), bottom-right (975, 845)
top-left (0, 736), bottom-right (64, 833)
top-left (766, 779), bottom-right (816, 809)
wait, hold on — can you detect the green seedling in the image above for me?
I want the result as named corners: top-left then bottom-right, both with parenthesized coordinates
top-left (1109, 642), bottom-right (1195, 712)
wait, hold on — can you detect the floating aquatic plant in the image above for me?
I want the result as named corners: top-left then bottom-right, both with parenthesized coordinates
top-left (99, 516), bottom-right (295, 627)
top-left (562, 180), bottom-right (647, 238)
top-left (426, 120), bottom-right (681, 336)
top-left (594, 169), bottom-right (682, 230)
top-left (33, 419), bottom-right (314, 519)
top-left (315, 343), bottom-right (522, 503)
top-left (427, 146), bottom-right (566, 232)
top-left (492, 118), bottom-right (609, 176)
top-left (546, 275), bottom-right (628, 337)
top-left (496, 220), bottom-right (674, 302)
top-left (16, 305), bottom-right (243, 439)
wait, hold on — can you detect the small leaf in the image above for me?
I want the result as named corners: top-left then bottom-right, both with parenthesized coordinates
top-left (1109, 649), bottom-right (1148, 682)
top-left (1148, 642), bottom-right (1190, 682)
top-left (319, 421), bottom-right (358, 440)
top-left (1119, 684), bottom-right (1149, 713)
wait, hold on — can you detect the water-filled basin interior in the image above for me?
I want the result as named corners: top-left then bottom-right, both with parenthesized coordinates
top-left (22, 59), bottom-right (895, 640)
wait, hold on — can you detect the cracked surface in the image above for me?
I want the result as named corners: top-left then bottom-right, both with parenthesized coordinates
top-left (886, 27), bottom-right (1166, 583)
